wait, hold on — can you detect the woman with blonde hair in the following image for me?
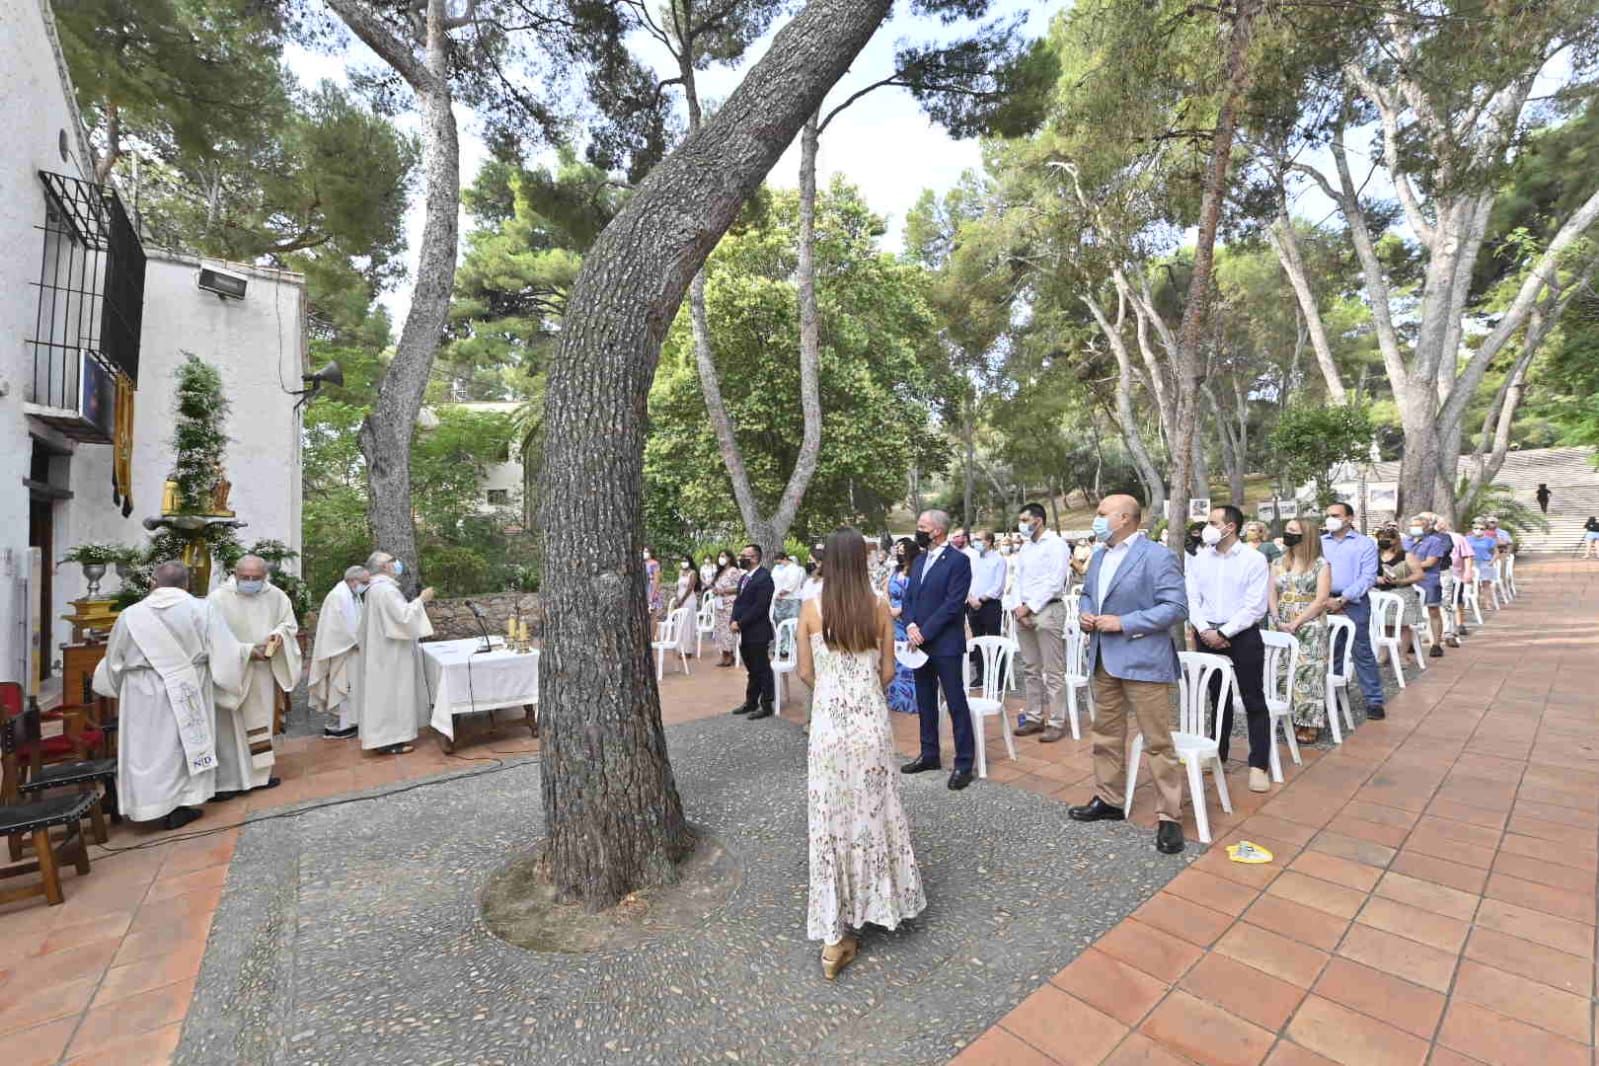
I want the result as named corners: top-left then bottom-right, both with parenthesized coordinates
top-left (797, 528), bottom-right (926, 980)
top-left (1267, 515), bottom-right (1333, 743)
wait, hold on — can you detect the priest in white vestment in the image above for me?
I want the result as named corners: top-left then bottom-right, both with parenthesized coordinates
top-left (309, 566), bottom-right (367, 739)
top-left (92, 562), bottom-right (251, 830)
top-left (209, 555), bottom-right (301, 793)
top-left (356, 551), bottom-right (435, 754)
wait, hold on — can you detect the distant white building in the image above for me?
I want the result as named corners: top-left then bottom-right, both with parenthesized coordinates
top-left (1, 0), bottom-right (306, 698)
top-left (422, 400), bottom-right (525, 520)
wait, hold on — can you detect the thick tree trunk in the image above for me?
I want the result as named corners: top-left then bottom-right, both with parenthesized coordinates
top-left (328, 0), bottom-right (459, 591)
top-left (1168, 0), bottom-right (1259, 555)
top-left (538, 0), bottom-right (893, 911)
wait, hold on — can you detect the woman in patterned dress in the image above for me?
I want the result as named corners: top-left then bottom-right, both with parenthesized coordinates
top-left (1267, 517), bottom-right (1332, 744)
top-left (711, 551), bottom-right (741, 667)
top-left (1375, 523), bottom-right (1425, 662)
top-left (884, 537), bottom-right (920, 714)
top-left (670, 557), bottom-right (701, 654)
top-left (796, 527), bottom-right (926, 980)
top-left (643, 547), bottom-right (664, 622)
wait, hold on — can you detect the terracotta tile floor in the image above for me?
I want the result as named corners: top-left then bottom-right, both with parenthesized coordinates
top-left (4, 558), bottom-right (1594, 1064)
top-left (955, 556), bottom-right (1599, 1066)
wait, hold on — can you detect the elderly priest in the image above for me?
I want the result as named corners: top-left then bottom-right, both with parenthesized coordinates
top-left (92, 561), bottom-right (251, 830)
top-left (357, 552), bottom-right (436, 755)
top-left (309, 566), bottom-right (367, 739)
top-left (209, 555), bottom-right (301, 794)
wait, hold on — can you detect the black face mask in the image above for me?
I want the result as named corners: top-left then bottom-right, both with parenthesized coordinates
top-left (914, 530), bottom-right (932, 549)
top-left (1185, 535), bottom-right (1202, 555)
top-left (737, 558), bottom-right (753, 571)
top-left (1377, 539), bottom-right (1394, 551)
top-left (1282, 532), bottom-right (1303, 548)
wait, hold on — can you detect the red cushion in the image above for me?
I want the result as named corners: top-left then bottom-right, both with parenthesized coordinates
top-left (27, 729), bottom-right (104, 757)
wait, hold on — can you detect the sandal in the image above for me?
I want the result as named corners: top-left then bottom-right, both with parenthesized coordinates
top-left (1295, 727), bottom-right (1319, 744)
top-left (381, 743), bottom-right (415, 755)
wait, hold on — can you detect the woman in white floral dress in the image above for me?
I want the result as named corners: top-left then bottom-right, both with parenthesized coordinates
top-left (796, 528), bottom-right (926, 980)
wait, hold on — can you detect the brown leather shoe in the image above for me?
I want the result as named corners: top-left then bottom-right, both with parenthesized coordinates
top-left (1040, 726), bottom-right (1067, 743)
top-left (1014, 720), bottom-right (1045, 737)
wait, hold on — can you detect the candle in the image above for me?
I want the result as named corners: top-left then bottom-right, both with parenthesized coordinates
top-left (507, 616), bottom-right (516, 638)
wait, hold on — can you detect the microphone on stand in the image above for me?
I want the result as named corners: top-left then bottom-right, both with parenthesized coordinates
top-left (466, 600), bottom-right (493, 654)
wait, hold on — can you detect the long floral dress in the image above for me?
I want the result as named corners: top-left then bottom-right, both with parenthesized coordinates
top-left (1272, 558), bottom-right (1330, 730)
top-left (670, 573), bottom-right (698, 653)
top-left (646, 558), bottom-right (664, 621)
top-left (807, 624), bottom-right (926, 944)
top-left (885, 571), bottom-right (917, 713)
top-left (712, 566), bottom-right (741, 653)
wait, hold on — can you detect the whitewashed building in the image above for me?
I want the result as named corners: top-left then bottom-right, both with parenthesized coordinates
top-left (1, 0), bottom-right (306, 700)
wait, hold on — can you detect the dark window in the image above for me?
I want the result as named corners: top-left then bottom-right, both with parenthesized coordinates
top-left (26, 171), bottom-right (144, 441)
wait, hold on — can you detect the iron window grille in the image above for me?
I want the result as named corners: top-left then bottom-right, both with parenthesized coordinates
top-left (26, 171), bottom-right (145, 439)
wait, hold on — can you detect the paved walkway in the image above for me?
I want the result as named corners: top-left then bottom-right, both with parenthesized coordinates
top-left (955, 557), bottom-right (1599, 1066)
top-left (2, 557), bottom-right (1591, 1064)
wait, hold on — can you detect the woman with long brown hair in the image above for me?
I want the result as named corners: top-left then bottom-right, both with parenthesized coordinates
top-left (796, 528), bottom-right (925, 980)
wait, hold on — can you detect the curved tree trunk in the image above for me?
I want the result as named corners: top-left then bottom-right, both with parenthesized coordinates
top-left (1266, 209), bottom-right (1347, 403)
top-left (538, 0), bottom-right (893, 911)
top-left (333, 0), bottom-right (459, 592)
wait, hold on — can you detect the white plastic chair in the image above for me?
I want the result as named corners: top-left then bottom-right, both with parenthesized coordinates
top-left (1323, 615), bottom-right (1358, 744)
top-left (1260, 629), bottom-right (1303, 783)
top-left (1410, 587), bottom-right (1435, 653)
top-left (968, 636), bottom-right (1019, 778)
top-left (771, 617), bottom-right (799, 714)
top-left (1489, 559), bottom-right (1508, 608)
top-left (1502, 553), bottom-right (1518, 599)
top-left (1124, 651), bottom-right (1234, 844)
top-left (1459, 568), bottom-right (1485, 626)
top-left (695, 591), bottom-right (715, 657)
top-left (653, 605), bottom-right (694, 680)
top-left (1061, 620), bottom-right (1095, 740)
top-left (1367, 590), bottom-right (1414, 689)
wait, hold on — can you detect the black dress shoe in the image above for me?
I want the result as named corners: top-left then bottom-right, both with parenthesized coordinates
top-left (730, 702), bottom-right (754, 715)
top-left (163, 806), bottom-right (203, 831)
top-left (1068, 796), bottom-right (1125, 822)
top-left (323, 725), bottom-right (358, 739)
top-left (901, 756), bottom-right (942, 774)
top-left (1366, 704), bottom-right (1387, 720)
top-left (261, 777), bottom-right (282, 790)
top-left (948, 770), bottom-right (974, 791)
top-left (746, 701), bottom-right (774, 720)
top-left (1156, 820), bottom-right (1185, 854)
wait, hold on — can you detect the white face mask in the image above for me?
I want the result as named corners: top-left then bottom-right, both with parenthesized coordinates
top-left (1408, 526), bottom-right (1424, 537)
top-left (1325, 517), bottom-right (1345, 533)
top-left (1201, 525), bottom-right (1224, 547)
top-left (1018, 520), bottom-right (1034, 537)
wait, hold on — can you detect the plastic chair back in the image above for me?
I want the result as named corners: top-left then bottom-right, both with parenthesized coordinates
top-left (1326, 615), bottom-right (1355, 683)
top-left (970, 636), bottom-right (1017, 705)
top-left (1177, 651), bottom-right (1236, 742)
top-left (1260, 629), bottom-right (1300, 709)
top-left (773, 618), bottom-right (800, 669)
top-left (1368, 590), bottom-right (1402, 641)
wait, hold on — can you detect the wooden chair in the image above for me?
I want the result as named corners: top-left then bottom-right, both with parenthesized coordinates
top-left (0, 704), bottom-right (95, 906)
top-left (2, 694), bottom-right (115, 858)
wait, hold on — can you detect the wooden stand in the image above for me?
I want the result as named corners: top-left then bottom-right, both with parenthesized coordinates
top-left (61, 643), bottom-right (108, 708)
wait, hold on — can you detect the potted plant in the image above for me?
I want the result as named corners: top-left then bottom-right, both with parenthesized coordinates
top-left (62, 542), bottom-right (130, 598)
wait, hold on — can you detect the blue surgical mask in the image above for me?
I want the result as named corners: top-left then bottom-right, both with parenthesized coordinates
top-left (237, 579), bottom-right (265, 595)
top-left (393, 560), bottom-right (405, 576)
top-left (1091, 516), bottom-right (1112, 541)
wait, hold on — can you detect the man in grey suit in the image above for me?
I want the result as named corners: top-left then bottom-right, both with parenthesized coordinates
top-left (1068, 494), bottom-right (1190, 854)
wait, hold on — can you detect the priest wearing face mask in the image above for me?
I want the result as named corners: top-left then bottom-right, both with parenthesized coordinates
top-left (209, 555), bottom-right (302, 794)
top-left (357, 552), bottom-right (436, 754)
top-left (309, 566), bottom-right (368, 739)
top-left (1184, 505), bottom-right (1274, 794)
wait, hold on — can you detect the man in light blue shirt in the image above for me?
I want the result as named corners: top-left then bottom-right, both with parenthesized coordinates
top-left (1320, 502), bottom-right (1386, 719)
top-left (965, 529), bottom-right (1008, 686)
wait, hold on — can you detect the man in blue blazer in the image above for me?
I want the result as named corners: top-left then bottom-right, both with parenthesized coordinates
top-left (902, 509), bottom-right (977, 790)
top-left (1069, 494), bottom-right (1190, 854)
top-left (730, 544), bottom-right (776, 720)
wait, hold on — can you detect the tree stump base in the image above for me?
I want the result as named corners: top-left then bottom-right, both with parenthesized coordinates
top-left (481, 829), bottom-right (740, 954)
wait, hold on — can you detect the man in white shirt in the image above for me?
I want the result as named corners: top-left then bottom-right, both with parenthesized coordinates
top-left (1185, 504), bottom-right (1273, 793)
top-left (965, 529), bottom-right (1007, 685)
top-left (769, 551), bottom-right (806, 627)
top-left (1008, 503), bottom-right (1073, 742)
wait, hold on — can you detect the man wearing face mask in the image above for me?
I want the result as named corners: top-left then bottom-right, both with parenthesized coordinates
top-left (965, 529), bottom-right (1007, 687)
top-left (1402, 513), bottom-right (1451, 659)
top-left (356, 552), bottom-right (436, 754)
top-left (729, 544), bottom-right (777, 720)
top-left (1070, 495), bottom-right (1190, 854)
top-left (1009, 504), bottom-right (1072, 742)
top-left (902, 509), bottom-right (978, 790)
top-left (209, 555), bottom-right (301, 794)
top-left (1185, 505), bottom-right (1274, 793)
top-left (309, 566), bottom-right (368, 739)
top-left (1320, 502), bottom-right (1386, 720)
